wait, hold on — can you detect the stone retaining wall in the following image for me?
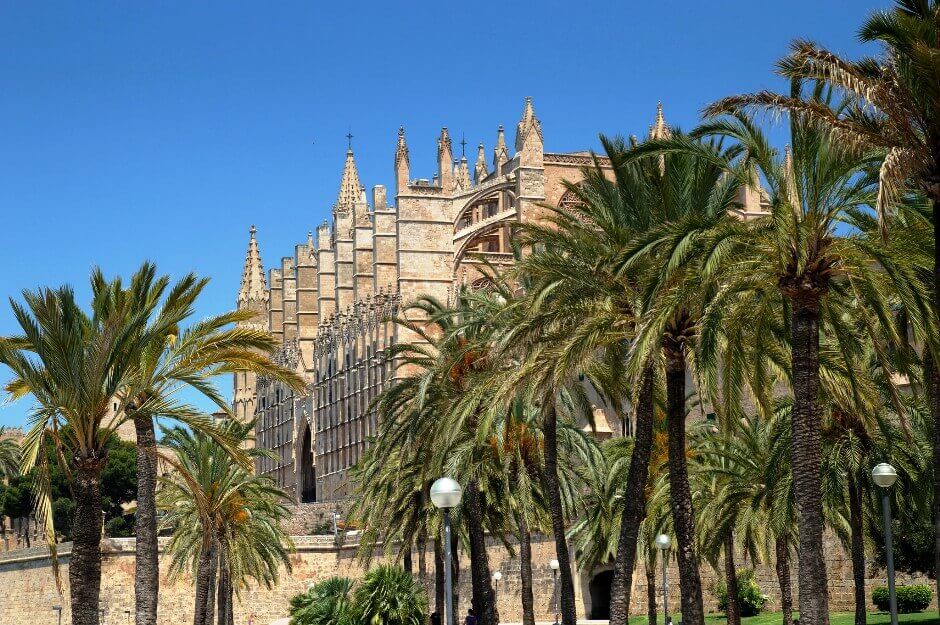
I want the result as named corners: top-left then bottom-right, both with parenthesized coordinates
top-left (0, 533), bottom-right (933, 625)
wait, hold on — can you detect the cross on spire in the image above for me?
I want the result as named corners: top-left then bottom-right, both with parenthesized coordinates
top-left (460, 134), bottom-right (467, 157)
top-left (346, 131), bottom-right (354, 151)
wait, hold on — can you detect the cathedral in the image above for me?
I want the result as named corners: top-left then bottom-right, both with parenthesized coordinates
top-left (232, 98), bottom-right (769, 502)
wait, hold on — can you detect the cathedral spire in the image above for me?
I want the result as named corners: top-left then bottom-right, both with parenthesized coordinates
top-left (437, 127), bottom-right (454, 191)
top-left (515, 96), bottom-right (543, 152)
top-left (455, 155), bottom-right (471, 190)
top-left (238, 225), bottom-right (268, 306)
top-left (783, 144), bottom-right (799, 208)
top-left (493, 125), bottom-right (508, 171)
top-left (336, 147), bottom-right (363, 211)
top-left (475, 142), bottom-right (488, 183)
top-left (395, 126), bottom-right (410, 193)
top-left (515, 96), bottom-right (543, 166)
top-left (649, 102), bottom-right (670, 140)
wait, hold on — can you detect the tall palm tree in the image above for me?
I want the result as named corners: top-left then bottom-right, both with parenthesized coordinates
top-left (158, 420), bottom-right (293, 625)
top-left (0, 427), bottom-right (19, 479)
top-left (643, 98), bottom-right (907, 625)
top-left (704, 0), bottom-right (940, 602)
top-left (91, 263), bottom-right (303, 625)
top-left (0, 276), bottom-right (157, 625)
top-left (614, 130), bottom-right (747, 625)
top-left (512, 142), bottom-right (657, 625)
top-left (355, 291), bottom-right (502, 625)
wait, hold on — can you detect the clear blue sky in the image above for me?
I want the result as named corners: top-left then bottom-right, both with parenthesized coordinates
top-left (0, 0), bottom-right (887, 428)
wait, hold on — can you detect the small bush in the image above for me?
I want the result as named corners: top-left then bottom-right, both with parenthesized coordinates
top-left (716, 569), bottom-right (768, 617)
top-left (872, 584), bottom-right (932, 614)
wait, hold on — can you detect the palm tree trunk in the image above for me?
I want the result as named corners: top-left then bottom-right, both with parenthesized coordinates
top-left (134, 414), bottom-right (159, 625)
top-left (775, 537), bottom-right (793, 625)
top-left (434, 537), bottom-right (445, 614)
top-left (205, 544), bottom-right (217, 625)
top-left (848, 474), bottom-right (867, 625)
top-left (193, 540), bottom-right (217, 625)
top-left (930, 192), bottom-right (940, 619)
top-left (789, 295), bottom-right (830, 625)
top-left (664, 345), bottom-right (705, 625)
top-left (517, 513), bottom-right (536, 625)
top-left (541, 400), bottom-right (577, 625)
top-left (465, 479), bottom-right (497, 625)
top-left (404, 543), bottom-right (413, 574)
top-left (646, 556), bottom-right (657, 625)
top-left (71, 464), bottom-right (104, 625)
top-left (217, 544), bottom-right (231, 625)
top-left (723, 532), bottom-right (740, 625)
top-left (418, 529), bottom-right (428, 582)
top-left (610, 368), bottom-right (655, 625)
top-left (927, 349), bottom-right (940, 619)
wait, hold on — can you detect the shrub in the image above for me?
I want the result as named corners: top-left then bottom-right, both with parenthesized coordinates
top-left (290, 576), bottom-right (356, 625)
top-left (872, 585), bottom-right (932, 614)
top-left (716, 569), bottom-right (768, 617)
top-left (352, 565), bottom-right (428, 625)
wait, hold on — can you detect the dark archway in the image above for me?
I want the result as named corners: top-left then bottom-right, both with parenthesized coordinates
top-left (300, 424), bottom-right (316, 503)
top-left (589, 570), bottom-right (614, 620)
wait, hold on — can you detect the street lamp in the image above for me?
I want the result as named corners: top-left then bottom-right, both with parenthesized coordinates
top-left (52, 606), bottom-right (62, 625)
top-left (549, 558), bottom-right (560, 625)
top-left (493, 571), bottom-right (503, 624)
top-left (431, 477), bottom-right (463, 625)
top-left (873, 463), bottom-right (899, 625)
top-left (655, 534), bottom-right (671, 625)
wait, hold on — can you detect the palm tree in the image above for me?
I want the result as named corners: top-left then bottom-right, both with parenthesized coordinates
top-left (354, 291), bottom-right (502, 625)
top-left (819, 356), bottom-right (929, 625)
top-left (704, 0), bottom-right (940, 604)
top-left (92, 263), bottom-right (304, 625)
top-left (0, 276), bottom-right (157, 625)
top-left (0, 427), bottom-right (19, 479)
top-left (694, 409), bottom-right (796, 625)
top-left (613, 129), bottom-right (748, 625)
top-left (512, 142), bottom-right (659, 625)
top-left (158, 420), bottom-right (294, 625)
top-left (642, 97), bottom-right (907, 625)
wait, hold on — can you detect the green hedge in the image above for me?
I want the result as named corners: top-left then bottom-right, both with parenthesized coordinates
top-left (872, 585), bottom-right (933, 613)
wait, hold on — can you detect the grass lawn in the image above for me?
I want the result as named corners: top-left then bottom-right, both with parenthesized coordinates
top-left (627, 613), bottom-right (939, 625)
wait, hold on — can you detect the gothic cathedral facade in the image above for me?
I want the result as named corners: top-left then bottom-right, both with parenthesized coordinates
top-left (232, 98), bottom-right (768, 502)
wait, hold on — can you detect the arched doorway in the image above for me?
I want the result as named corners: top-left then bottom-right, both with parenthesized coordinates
top-left (588, 570), bottom-right (614, 620)
top-left (299, 424), bottom-right (316, 503)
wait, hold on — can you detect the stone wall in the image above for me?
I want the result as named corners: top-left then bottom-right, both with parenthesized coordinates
top-left (0, 533), bottom-right (934, 625)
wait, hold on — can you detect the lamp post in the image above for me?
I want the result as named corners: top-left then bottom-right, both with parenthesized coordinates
top-left (550, 558), bottom-right (560, 625)
top-left (52, 606), bottom-right (62, 625)
top-left (655, 534), bottom-right (671, 625)
top-left (431, 477), bottom-right (463, 625)
top-left (872, 462), bottom-right (899, 625)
